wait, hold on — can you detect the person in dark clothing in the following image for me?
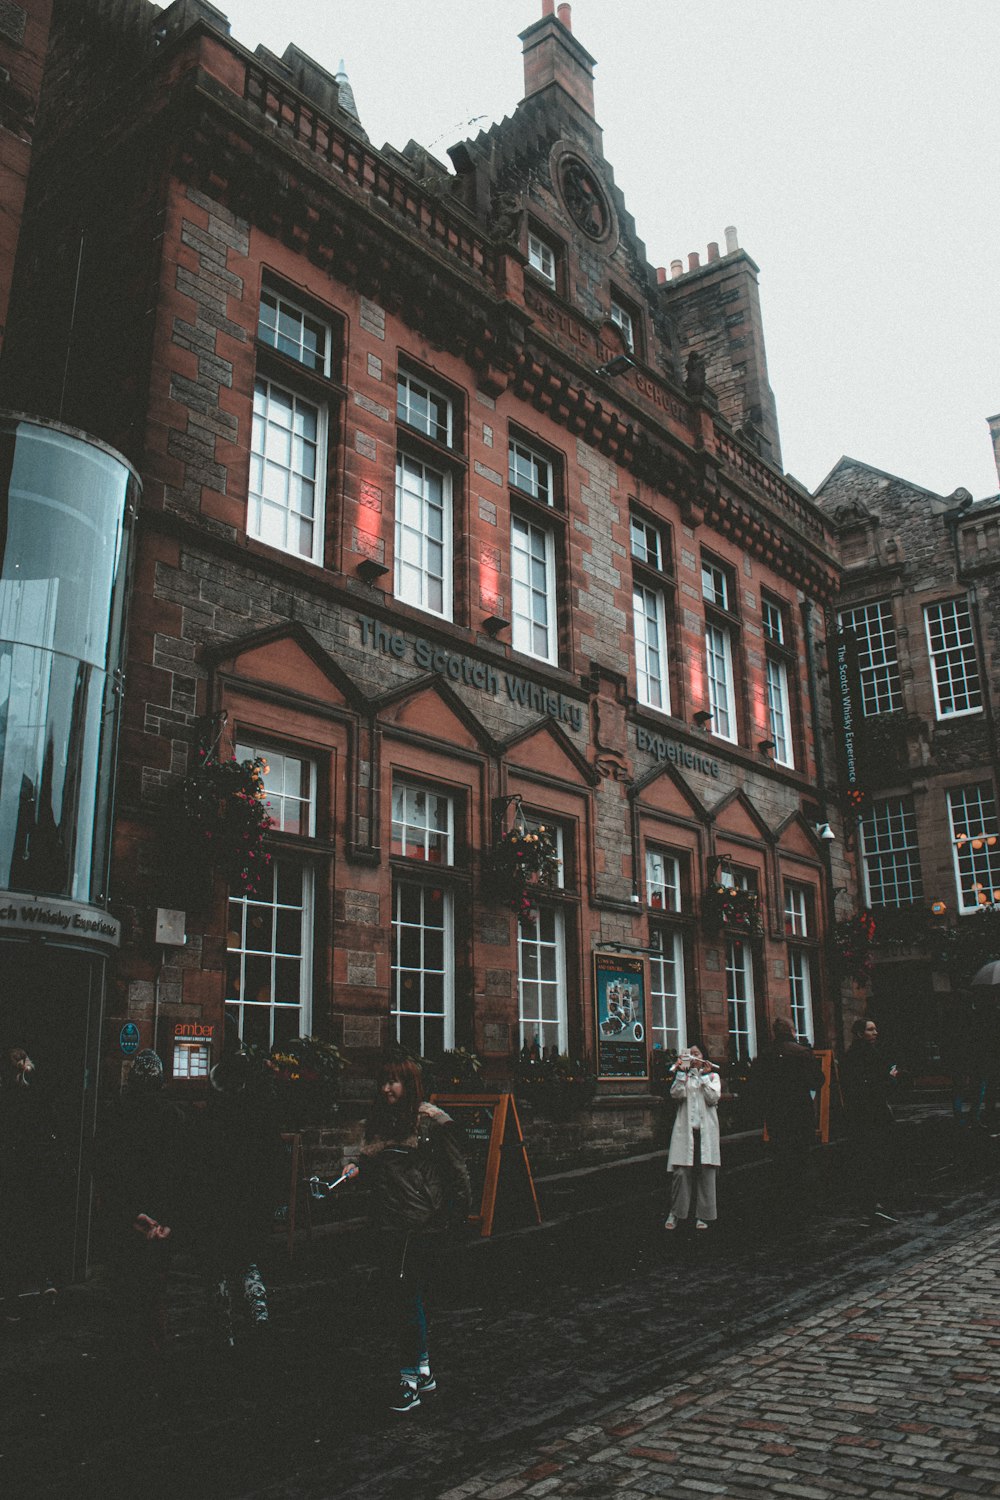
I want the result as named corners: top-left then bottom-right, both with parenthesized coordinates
top-left (94, 1049), bottom-right (189, 1367)
top-left (0, 1048), bottom-right (65, 1303)
top-left (752, 1017), bottom-right (825, 1221)
top-left (357, 1058), bottom-right (471, 1414)
top-left (194, 1050), bottom-right (287, 1347)
top-left (841, 1017), bottom-right (898, 1223)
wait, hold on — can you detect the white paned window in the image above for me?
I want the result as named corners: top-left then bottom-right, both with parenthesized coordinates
top-left (397, 369), bottom-right (452, 446)
top-left (649, 929), bottom-right (686, 1054)
top-left (630, 517), bottom-right (662, 569)
top-left (634, 584), bottom-right (670, 711)
top-left (762, 599), bottom-right (784, 646)
top-left (610, 299), bottom-right (634, 350)
top-left (787, 949), bottom-right (815, 1045)
top-left (391, 781), bottom-right (454, 865)
top-left (509, 438), bottom-right (552, 505)
top-left (702, 561), bottom-right (729, 611)
top-left (646, 849), bottom-right (681, 913)
top-left (235, 742), bottom-right (315, 837)
top-left (838, 600), bottom-right (902, 716)
top-left (258, 288), bottom-right (330, 374)
top-left (783, 884), bottom-right (809, 938)
top-left (925, 598), bottom-right (982, 719)
top-left (766, 655), bottom-right (793, 767)
top-left (726, 936), bottom-right (756, 1061)
top-left (226, 860), bottom-right (313, 1051)
top-left (394, 453), bottom-right (451, 619)
top-left (517, 904), bottom-right (567, 1054)
top-left (705, 621), bottom-right (736, 742)
top-left (948, 783), bottom-right (1000, 912)
top-left (392, 880), bottom-right (454, 1054)
top-left (511, 514), bottom-right (557, 663)
top-left (860, 796), bottom-right (923, 907)
top-left (528, 232), bottom-right (557, 287)
top-left (249, 378), bottom-right (324, 563)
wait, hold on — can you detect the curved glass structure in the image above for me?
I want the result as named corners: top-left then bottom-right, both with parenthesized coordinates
top-left (0, 414), bottom-right (138, 904)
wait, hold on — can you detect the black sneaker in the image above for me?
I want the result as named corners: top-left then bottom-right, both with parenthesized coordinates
top-left (389, 1380), bottom-right (421, 1413)
top-left (414, 1370), bottom-right (436, 1395)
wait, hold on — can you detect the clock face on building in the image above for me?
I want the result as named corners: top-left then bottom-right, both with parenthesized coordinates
top-left (559, 155), bottom-right (609, 240)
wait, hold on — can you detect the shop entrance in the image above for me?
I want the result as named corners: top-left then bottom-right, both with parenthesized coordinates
top-left (0, 942), bottom-right (105, 1284)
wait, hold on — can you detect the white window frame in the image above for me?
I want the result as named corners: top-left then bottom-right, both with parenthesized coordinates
top-left (765, 654), bottom-right (793, 767)
top-left (517, 903), bottom-right (567, 1054)
top-left (838, 599), bottom-right (902, 717)
top-left (702, 560), bottom-right (729, 611)
top-left (226, 860), bottom-right (314, 1049)
top-left (649, 928), bottom-right (686, 1054)
top-left (630, 516), bottom-right (662, 570)
top-left (634, 583), bottom-right (670, 712)
top-left (610, 298), bottom-right (635, 351)
top-left (391, 878), bottom-right (455, 1054)
top-left (787, 948), bottom-right (815, 1046)
top-left (783, 883), bottom-right (809, 937)
top-left (705, 620), bottom-right (737, 743)
top-left (511, 513), bottom-right (558, 665)
top-left (235, 740), bottom-right (316, 838)
top-left (249, 377), bottom-right (326, 565)
top-left (646, 849), bottom-right (681, 913)
top-left (860, 795), bottom-right (923, 907)
top-left (509, 437), bottom-right (553, 506)
top-left (397, 368), bottom-right (453, 447)
top-left (528, 232), bottom-right (557, 287)
top-left (948, 783), bottom-right (1000, 913)
top-left (257, 285), bottom-right (331, 375)
top-left (391, 780), bottom-right (454, 865)
top-left (394, 452), bottom-right (452, 620)
top-left (924, 598), bottom-right (983, 720)
top-left (726, 936), bottom-right (757, 1061)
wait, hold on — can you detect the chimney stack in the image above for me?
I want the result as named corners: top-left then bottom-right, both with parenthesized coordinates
top-left (725, 225), bottom-right (739, 255)
top-left (688, 251), bottom-right (701, 272)
top-left (988, 413), bottom-right (1000, 488)
top-left (520, 2), bottom-right (597, 119)
top-left (670, 259), bottom-right (684, 279)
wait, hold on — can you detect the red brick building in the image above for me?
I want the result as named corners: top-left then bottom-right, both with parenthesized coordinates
top-left (1, 0), bottom-right (853, 1185)
top-left (816, 454), bottom-right (1000, 1068)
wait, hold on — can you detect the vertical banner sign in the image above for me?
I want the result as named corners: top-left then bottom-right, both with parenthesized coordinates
top-left (594, 953), bottom-right (648, 1079)
top-left (831, 629), bottom-right (867, 806)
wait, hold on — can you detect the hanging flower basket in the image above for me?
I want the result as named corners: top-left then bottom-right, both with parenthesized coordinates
top-left (833, 909), bottom-right (876, 987)
top-left (702, 883), bottom-right (764, 938)
top-left (178, 750), bottom-right (275, 896)
top-left (489, 810), bottom-right (561, 926)
top-left (261, 1036), bottom-right (343, 1128)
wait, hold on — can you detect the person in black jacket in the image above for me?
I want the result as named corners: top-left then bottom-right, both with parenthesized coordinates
top-left (841, 1017), bottom-right (899, 1223)
top-left (358, 1058), bottom-right (470, 1414)
top-left (195, 1050), bottom-right (287, 1348)
top-left (94, 1049), bottom-right (189, 1370)
top-left (752, 1017), bottom-right (825, 1223)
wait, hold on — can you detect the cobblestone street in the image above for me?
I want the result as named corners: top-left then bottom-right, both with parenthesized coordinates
top-left (2, 1121), bottom-right (998, 1499)
top-left (434, 1197), bottom-right (1000, 1500)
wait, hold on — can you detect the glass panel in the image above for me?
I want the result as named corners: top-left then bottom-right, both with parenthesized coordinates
top-left (0, 419), bottom-right (136, 902)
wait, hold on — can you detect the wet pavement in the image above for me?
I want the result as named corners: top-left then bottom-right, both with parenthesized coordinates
top-left (2, 1111), bottom-right (997, 1499)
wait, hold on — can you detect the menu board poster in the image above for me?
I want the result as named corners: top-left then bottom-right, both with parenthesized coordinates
top-left (594, 953), bottom-right (648, 1079)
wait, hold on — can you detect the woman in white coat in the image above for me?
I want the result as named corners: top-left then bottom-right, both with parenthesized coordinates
top-left (665, 1047), bottom-right (721, 1231)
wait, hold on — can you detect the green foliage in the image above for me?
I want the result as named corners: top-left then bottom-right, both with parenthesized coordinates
top-left (702, 884), bottom-right (764, 938)
top-left (262, 1035), bottom-right (342, 1125)
top-left (833, 909), bottom-right (876, 986)
top-left (512, 1050), bottom-right (596, 1118)
top-left (179, 751), bottom-right (274, 895)
top-left (491, 822), bottom-right (561, 926)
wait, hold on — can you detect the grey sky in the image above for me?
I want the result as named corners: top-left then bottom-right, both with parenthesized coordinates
top-left (218, 0), bottom-right (999, 499)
